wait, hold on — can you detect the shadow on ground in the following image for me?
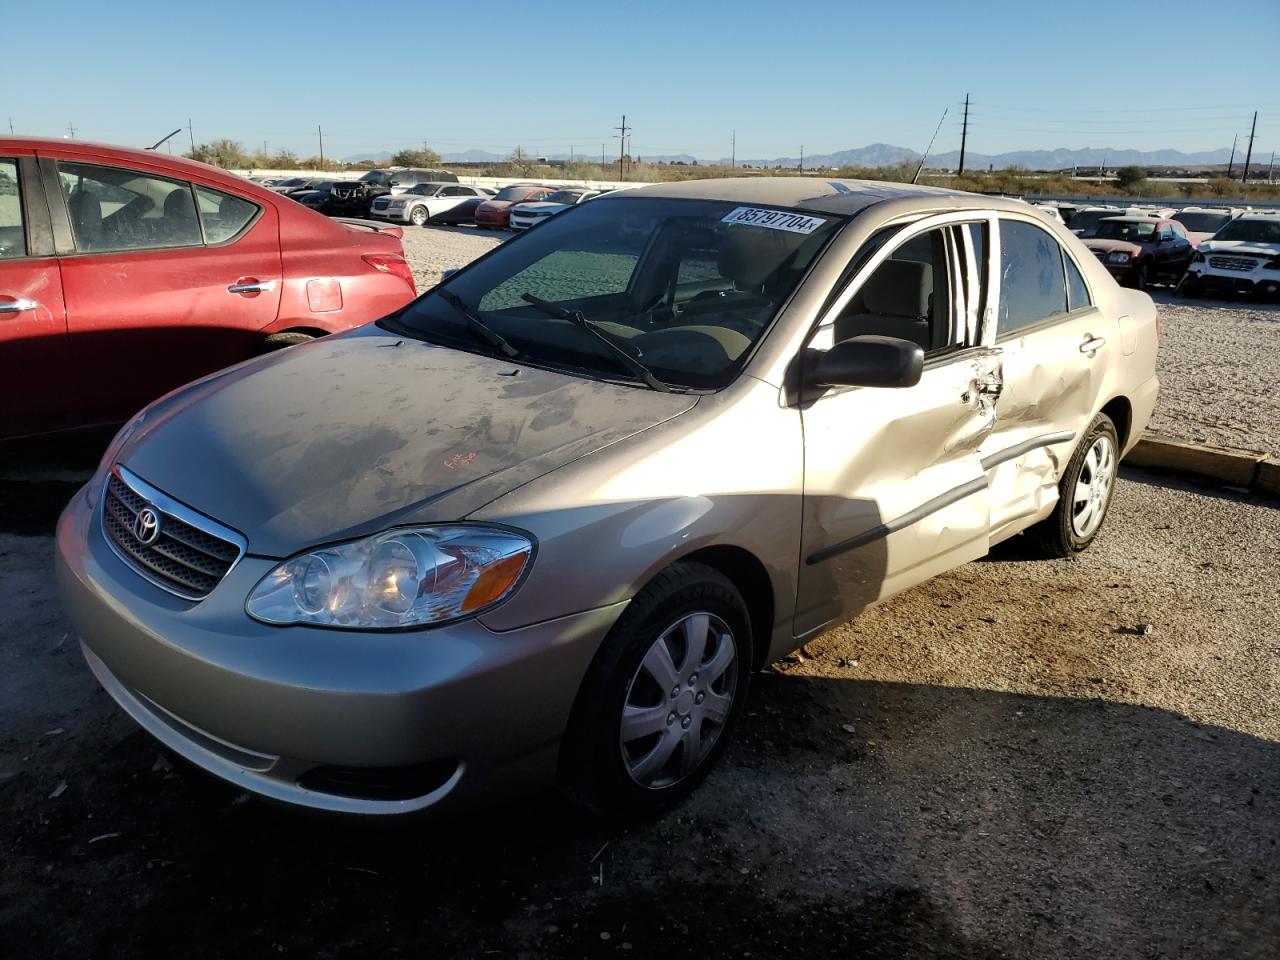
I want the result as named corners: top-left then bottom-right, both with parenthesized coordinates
top-left (2, 672), bottom-right (1275, 959)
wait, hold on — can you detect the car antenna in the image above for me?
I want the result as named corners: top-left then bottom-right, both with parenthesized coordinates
top-left (911, 108), bottom-right (948, 185)
top-left (146, 128), bottom-right (184, 151)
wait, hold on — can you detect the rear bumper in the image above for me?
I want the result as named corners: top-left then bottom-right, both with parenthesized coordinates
top-left (56, 481), bottom-right (626, 815)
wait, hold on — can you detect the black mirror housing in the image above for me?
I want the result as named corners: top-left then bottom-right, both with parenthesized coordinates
top-left (811, 335), bottom-right (925, 389)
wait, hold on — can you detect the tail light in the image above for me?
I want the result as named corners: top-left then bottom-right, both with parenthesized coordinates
top-left (363, 253), bottom-right (416, 293)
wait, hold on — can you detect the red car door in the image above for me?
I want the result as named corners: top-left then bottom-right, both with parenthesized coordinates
top-left (0, 153), bottom-right (75, 440)
top-left (44, 153), bottom-right (283, 426)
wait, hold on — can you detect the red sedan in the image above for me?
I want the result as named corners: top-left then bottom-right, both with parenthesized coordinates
top-left (474, 184), bottom-right (556, 229)
top-left (0, 138), bottom-right (418, 441)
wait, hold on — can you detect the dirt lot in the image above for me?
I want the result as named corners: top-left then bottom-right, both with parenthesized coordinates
top-left (399, 225), bottom-right (1280, 457)
top-left (1, 432), bottom-right (1278, 959)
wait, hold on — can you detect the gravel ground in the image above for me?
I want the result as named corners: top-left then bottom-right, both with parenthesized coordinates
top-left (399, 227), bottom-right (1280, 456)
top-left (1, 437), bottom-right (1277, 958)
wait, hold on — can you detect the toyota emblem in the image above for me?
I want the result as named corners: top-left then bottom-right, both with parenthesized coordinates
top-left (133, 506), bottom-right (161, 545)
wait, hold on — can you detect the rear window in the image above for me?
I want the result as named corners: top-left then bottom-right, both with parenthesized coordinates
top-left (196, 186), bottom-right (259, 243)
top-left (0, 159), bottom-right (24, 259)
top-left (1172, 211), bottom-right (1229, 234)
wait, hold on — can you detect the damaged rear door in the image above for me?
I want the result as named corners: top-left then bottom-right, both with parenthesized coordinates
top-left (980, 216), bottom-right (1111, 542)
top-left (794, 211), bottom-right (1000, 640)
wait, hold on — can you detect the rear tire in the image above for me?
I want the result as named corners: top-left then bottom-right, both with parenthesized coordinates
top-left (559, 561), bottom-right (752, 821)
top-left (1026, 413), bottom-right (1120, 558)
top-left (257, 331), bottom-right (315, 355)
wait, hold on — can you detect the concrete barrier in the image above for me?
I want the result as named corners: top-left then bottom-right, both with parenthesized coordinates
top-left (1126, 433), bottom-right (1278, 497)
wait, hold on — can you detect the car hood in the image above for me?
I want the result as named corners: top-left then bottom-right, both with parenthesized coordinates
top-left (1084, 238), bottom-right (1144, 255)
top-left (1196, 240), bottom-right (1279, 257)
top-left (478, 200), bottom-right (518, 211)
top-left (118, 325), bottom-right (698, 557)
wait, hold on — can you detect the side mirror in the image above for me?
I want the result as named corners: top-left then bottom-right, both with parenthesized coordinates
top-left (811, 335), bottom-right (924, 389)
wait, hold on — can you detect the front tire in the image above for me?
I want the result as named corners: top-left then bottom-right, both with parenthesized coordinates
top-left (1027, 413), bottom-right (1119, 558)
top-left (410, 205), bottom-right (429, 226)
top-left (1131, 260), bottom-right (1150, 291)
top-left (559, 562), bottom-right (752, 820)
top-left (1176, 274), bottom-right (1202, 298)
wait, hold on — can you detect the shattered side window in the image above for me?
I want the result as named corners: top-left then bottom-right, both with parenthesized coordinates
top-left (996, 219), bottom-right (1068, 337)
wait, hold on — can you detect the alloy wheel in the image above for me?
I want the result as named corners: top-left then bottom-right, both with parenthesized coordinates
top-left (1071, 434), bottom-right (1116, 539)
top-left (619, 612), bottom-right (737, 790)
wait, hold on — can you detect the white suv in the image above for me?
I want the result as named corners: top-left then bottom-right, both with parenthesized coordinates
top-left (1179, 213), bottom-right (1280, 300)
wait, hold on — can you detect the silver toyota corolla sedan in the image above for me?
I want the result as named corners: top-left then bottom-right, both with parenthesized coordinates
top-left (56, 179), bottom-right (1159, 819)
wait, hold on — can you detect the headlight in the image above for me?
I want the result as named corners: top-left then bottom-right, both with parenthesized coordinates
top-left (389, 199), bottom-right (406, 207)
top-left (1107, 252), bottom-right (1131, 264)
top-left (246, 525), bottom-right (533, 629)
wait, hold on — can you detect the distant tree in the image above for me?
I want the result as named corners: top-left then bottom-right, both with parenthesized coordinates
top-left (508, 146), bottom-right (535, 176)
top-left (188, 139), bottom-right (249, 169)
top-left (391, 147), bottom-right (442, 168)
top-left (1115, 166), bottom-right (1147, 191)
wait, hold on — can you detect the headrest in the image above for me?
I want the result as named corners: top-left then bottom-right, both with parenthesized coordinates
top-left (860, 259), bottom-right (932, 318)
top-left (164, 189), bottom-right (194, 218)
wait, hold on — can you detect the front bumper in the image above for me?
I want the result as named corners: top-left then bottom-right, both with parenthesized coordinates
top-left (55, 482), bottom-right (626, 814)
top-left (474, 211), bottom-right (510, 229)
top-left (1184, 262), bottom-right (1280, 297)
top-left (369, 206), bottom-right (409, 223)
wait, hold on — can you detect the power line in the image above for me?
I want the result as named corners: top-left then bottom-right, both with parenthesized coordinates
top-left (970, 100), bottom-right (1280, 115)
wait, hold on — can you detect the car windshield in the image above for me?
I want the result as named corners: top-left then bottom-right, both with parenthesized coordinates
top-left (1095, 220), bottom-right (1157, 241)
top-left (408, 184), bottom-right (442, 196)
top-left (1173, 212), bottom-right (1230, 233)
top-left (495, 186), bottom-right (541, 202)
top-left (546, 190), bottom-right (584, 204)
top-left (1212, 219), bottom-right (1280, 244)
top-left (360, 171), bottom-right (391, 184)
top-left (387, 197), bottom-right (842, 390)
top-left (1070, 210), bottom-right (1119, 232)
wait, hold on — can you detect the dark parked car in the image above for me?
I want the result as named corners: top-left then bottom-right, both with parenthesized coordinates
top-left (0, 138), bottom-right (418, 440)
top-left (323, 168), bottom-right (459, 218)
top-left (1082, 217), bottom-right (1193, 289)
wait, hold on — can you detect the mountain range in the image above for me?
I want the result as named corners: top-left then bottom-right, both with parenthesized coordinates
top-left (344, 143), bottom-right (1236, 170)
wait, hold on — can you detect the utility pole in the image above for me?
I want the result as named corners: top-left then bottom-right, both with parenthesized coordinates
top-left (7, 118), bottom-right (13, 135)
top-left (318, 125), bottom-right (325, 169)
top-left (1227, 134), bottom-right (1237, 177)
top-left (958, 93), bottom-right (970, 175)
top-left (66, 122), bottom-right (76, 138)
top-left (1241, 111), bottom-right (1258, 181)
top-left (615, 114), bottom-right (630, 179)
top-left (731, 129), bottom-right (736, 170)
top-left (1268, 151), bottom-right (1276, 184)
top-left (187, 118), bottom-right (194, 152)
top-left (799, 145), bottom-right (804, 173)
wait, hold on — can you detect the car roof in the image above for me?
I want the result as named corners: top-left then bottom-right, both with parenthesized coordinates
top-left (2, 136), bottom-right (233, 178)
top-left (613, 176), bottom-right (985, 217)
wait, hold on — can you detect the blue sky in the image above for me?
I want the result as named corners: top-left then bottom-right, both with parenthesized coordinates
top-left (7, 0), bottom-right (1278, 161)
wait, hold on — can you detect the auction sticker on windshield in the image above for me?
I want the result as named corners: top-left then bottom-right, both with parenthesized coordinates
top-left (721, 207), bottom-right (828, 235)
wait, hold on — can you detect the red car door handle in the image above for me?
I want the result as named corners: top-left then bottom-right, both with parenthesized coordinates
top-left (227, 280), bottom-right (276, 295)
top-left (0, 297), bottom-right (38, 315)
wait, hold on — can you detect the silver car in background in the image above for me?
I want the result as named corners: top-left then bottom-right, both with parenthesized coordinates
top-left (56, 178), bottom-right (1159, 819)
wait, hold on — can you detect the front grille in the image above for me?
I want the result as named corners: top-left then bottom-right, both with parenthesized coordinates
top-left (1209, 256), bottom-right (1258, 272)
top-left (102, 469), bottom-right (244, 600)
top-left (1093, 250), bottom-right (1107, 261)
top-left (371, 198), bottom-right (390, 210)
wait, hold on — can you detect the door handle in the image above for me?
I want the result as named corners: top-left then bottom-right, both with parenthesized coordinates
top-left (0, 297), bottom-right (38, 315)
top-left (1080, 335), bottom-right (1106, 355)
top-left (227, 280), bottom-right (276, 295)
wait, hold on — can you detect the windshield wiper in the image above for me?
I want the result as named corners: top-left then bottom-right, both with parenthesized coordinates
top-left (437, 289), bottom-right (521, 359)
top-left (520, 293), bottom-right (671, 392)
